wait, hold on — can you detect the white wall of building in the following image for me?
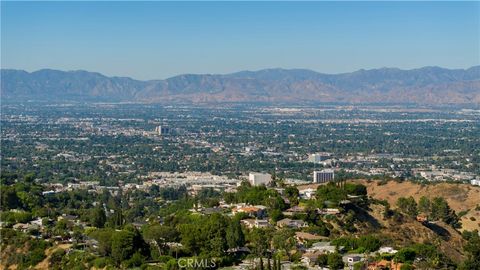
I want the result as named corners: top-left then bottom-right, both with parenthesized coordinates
top-left (249, 173), bottom-right (272, 186)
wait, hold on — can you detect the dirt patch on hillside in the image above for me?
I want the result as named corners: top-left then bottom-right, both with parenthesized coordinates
top-left (359, 180), bottom-right (480, 231)
top-left (34, 244), bottom-right (71, 270)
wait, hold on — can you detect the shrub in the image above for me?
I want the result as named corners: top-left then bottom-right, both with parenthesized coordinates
top-left (93, 257), bottom-right (112, 269)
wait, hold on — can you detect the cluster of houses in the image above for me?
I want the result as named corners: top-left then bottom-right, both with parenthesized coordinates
top-left (192, 202), bottom-right (342, 222)
top-left (41, 172), bottom-right (244, 198)
top-left (228, 241), bottom-right (400, 270)
top-left (415, 168), bottom-right (477, 182)
top-left (42, 181), bottom-right (121, 196)
top-left (9, 213), bottom-right (85, 243)
top-left (302, 243), bottom-right (400, 269)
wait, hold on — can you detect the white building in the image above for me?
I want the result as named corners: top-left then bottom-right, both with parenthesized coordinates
top-left (306, 242), bottom-right (338, 254)
top-left (249, 172), bottom-right (272, 186)
top-left (308, 153), bottom-right (331, 163)
top-left (378, 246), bottom-right (398, 254)
top-left (299, 188), bottom-right (316, 199)
top-left (343, 254), bottom-right (364, 265)
top-left (471, 179), bottom-right (480, 186)
top-left (155, 125), bottom-right (170, 135)
top-left (313, 169), bottom-right (335, 183)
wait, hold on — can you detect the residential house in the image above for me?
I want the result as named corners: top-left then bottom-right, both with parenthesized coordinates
top-left (301, 251), bottom-right (324, 266)
top-left (299, 188), bottom-right (316, 199)
top-left (283, 205), bottom-right (306, 216)
top-left (377, 246), bottom-right (398, 254)
top-left (241, 219), bottom-right (271, 229)
top-left (277, 218), bottom-right (308, 229)
top-left (317, 208), bottom-right (341, 215)
top-left (232, 205), bottom-right (267, 218)
top-left (13, 223), bottom-right (39, 233)
top-left (58, 214), bottom-right (78, 223)
top-left (343, 254), bottom-right (365, 265)
top-left (367, 260), bottom-right (403, 270)
top-left (306, 241), bottom-right (340, 254)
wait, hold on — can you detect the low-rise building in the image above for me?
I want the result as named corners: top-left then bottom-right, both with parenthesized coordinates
top-left (299, 188), bottom-right (316, 199)
top-left (277, 218), bottom-right (308, 229)
top-left (343, 254), bottom-right (365, 265)
top-left (308, 153), bottom-right (332, 163)
top-left (317, 208), bottom-right (341, 215)
top-left (13, 223), bottom-right (40, 233)
top-left (368, 260), bottom-right (403, 270)
top-left (241, 219), bottom-right (270, 229)
top-left (232, 205), bottom-right (267, 218)
top-left (301, 251), bottom-right (324, 266)
top-left (306, 241), bottom-right (339, 254)
top-left (283, 205), bottom-right (305, 216)
top-left (378, 246), bottom-right (398, 254)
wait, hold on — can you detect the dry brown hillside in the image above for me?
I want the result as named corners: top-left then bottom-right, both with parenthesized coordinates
top-left (365, 203), bottom-right (466, 263)
top-left (359, 180), bottom-right (480, 231)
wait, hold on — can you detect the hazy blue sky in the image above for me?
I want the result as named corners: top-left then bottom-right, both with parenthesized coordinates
top-left (2, 1), bottom-right (479, 80)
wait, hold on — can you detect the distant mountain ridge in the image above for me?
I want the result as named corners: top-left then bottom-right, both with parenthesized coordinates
top-left (2, 66), bottom-right (480, 105)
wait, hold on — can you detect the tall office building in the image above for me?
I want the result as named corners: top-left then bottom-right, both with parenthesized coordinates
top-left (308, 153), bottom-right (332, 163)
top-left (313, 169), bottom-right (335, 183)
top-left (249, 172), bottom-right (272, 186)
top-left (155, 125), bottom-right (170, 135)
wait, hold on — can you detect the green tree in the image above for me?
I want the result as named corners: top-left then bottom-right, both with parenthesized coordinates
top-left (1, 186), bottom-right (21, 210)
top-left (327, 253), bottom-right (344, 270)
top-left (269, 209), bottom-right (284, 223)
top-left (418, 196), bottom-right (431, 214)
top-left (285, 186), bottom-right (299, 206)
top-left (91, 206), bottom-right (106, 228)
top-left (89, 228), bottom-right (114, 256)
top-left (111, 230), bottom-right (136, 264)
top-left (357, 235), bottom-right (382, 252)
top-left (271, 228), bottom-right (296, 260)
top-left (459, 230), bottom-right (480, 270)
top-left (316, 183), bottom-right (347, 206)
top-left (430, 197), bottom-right (460, 227)
top-left (395, 248), bottom-right (416, 263)
top-left (142, 224), bottom-right (178, 255)
top-left (396, 196), bottom-right (418, 218)
top-left (179, 223), bottom-right (202, 255)
top-left (317, 254), bottom-right (328, 266)
top-left (226, 218), bottom-right (245, 249)
top-left (250, 228), bottom-right (269, 258)
top-left (344, 183), bottom-right (367, 196)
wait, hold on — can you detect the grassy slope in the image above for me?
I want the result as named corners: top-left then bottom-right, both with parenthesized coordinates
top-left (359, 180), bottom-right (480, 232)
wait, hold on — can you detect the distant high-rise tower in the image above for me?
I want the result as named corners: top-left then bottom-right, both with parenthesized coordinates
top-left (155, 125), bottom-right (170, 135)
top-left (308, 152), bottom-right (332, 163)
top-left (313, 169), bottom-right (335, 183)
top-left (249, 172), bottom-right (272, 186)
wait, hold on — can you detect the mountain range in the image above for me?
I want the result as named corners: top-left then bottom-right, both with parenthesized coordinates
top-left (2, 66), bottom-right (480, 105)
